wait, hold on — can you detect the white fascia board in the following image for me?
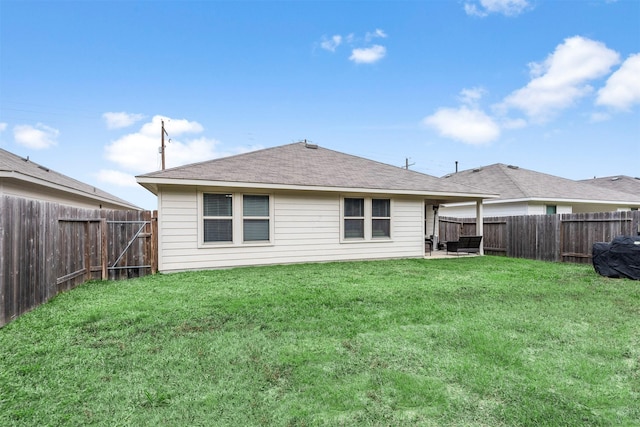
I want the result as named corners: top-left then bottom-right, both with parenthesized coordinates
top-left (525, 197), bottom-right (640, 206)
top-left (443, 196), bottom-right (640, 208)
top-left (135, 176), bottom-right (497, 200)
top-left (2, 171), bottom-right (140, 209)
top-left (442, 198), bottom-right (526, 208)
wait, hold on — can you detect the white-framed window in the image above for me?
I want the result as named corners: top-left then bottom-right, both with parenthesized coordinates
top-left (203, 193), bottom-right (233, 243)
top-left (344, 197), bottom-right (365, 239)
top-left (200, 191), bottom-right (273, 246)
top-left (342, 196), bottom-right (392, 241)
top-left (243, 195), bottom-right (270, 242)
top-left (372, 198), bottom-right (391, 238)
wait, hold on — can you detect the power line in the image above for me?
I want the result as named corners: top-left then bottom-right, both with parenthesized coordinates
top-left (0, 101), bottom-right (103, 120)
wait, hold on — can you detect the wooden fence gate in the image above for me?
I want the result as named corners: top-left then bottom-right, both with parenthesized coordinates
top-left (55, 211), bottom-right (157, 290)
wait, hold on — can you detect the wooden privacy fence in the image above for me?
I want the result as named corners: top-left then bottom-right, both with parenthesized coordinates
top-left (0, 195), bottom-right (157, 327)
top-left (440, 210), bottom-right (640, 263)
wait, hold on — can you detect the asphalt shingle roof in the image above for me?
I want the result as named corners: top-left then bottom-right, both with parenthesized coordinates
top-left (442, 163), bottom-right (640, 203)
top-left (0, 148), bottom-right (139, 209)
top-left (138, 142), bottom-right (493, 196)
top-left (580, 175), bottom-right (640, 197)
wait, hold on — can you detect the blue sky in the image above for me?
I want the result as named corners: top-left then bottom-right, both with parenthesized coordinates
top-left (1, 0), bottom-right (639, 210)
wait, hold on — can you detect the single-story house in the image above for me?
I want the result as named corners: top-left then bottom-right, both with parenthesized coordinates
top-left (0, 147), bottom-right (140, 210)
top-left (580, 175), bottom-right (640, 201)
top-left (439, 163), bottom-right (640, 218)
top-left (136, 142), bottom-right (496, 271)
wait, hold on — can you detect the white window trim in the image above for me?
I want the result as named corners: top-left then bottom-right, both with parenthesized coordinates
top-left (198, 191), bottom-right (274, 248)
top-left (201, 192), bottom-right (234, 245)
top-left (340, 196), bottom-right (393, 243)
top-left (242, 194), bottom-right (272, 243)
top-left (371, 198), bottom-right (392, 240)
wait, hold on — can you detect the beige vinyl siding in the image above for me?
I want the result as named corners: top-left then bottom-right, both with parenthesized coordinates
top-left (573, 203), bottom-right (629, 213)
top-left (0, 180), bottom-right (132, 210)
top-left (441, 201), bottom-right (528, 218)
top-left (442, 200), bottom-right (635, 219)
top-left (157, 187), bottom-right (425, 272)
top-left (527, 204), bottom-right (572, 215)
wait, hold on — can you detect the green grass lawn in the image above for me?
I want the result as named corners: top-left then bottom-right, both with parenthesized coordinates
top-left (1, 257), bottom-right (638, 426)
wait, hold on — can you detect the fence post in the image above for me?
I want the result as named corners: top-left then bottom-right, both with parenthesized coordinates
top-left (100, 218), bottom-right (108, 280)
top-left (476, 201), bottom-right (484, 255)
top-left (151, 210), bottom-right (158, 274)
top-left (83, 221), bottom-right (89, 282)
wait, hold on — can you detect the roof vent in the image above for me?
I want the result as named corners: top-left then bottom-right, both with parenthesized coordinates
top-left (304, 140), bottom-right (318, 149)
top-left (38, 165), bottom-right (50, 172)
top-left (507, 165), bottom-right (519, 169)
top-left (472, 168), bottom-right (482, 173)
top-left (611, 177), bottom-right (620, 181)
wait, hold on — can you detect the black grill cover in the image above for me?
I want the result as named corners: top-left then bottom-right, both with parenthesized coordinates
top-left (592, 236), bottom-right (640, 280)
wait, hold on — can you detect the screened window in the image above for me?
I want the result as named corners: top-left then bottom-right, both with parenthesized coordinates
top-left (344, 198), bottom-right (365, 239)
top-left (203, 193), bottom-right (233, 242)
top-left (546, 205), bottom-right (557, 215)
top-left (243, 195), bottom-right (270, 241)
top-left (372, 198), bottom-right (391, 238)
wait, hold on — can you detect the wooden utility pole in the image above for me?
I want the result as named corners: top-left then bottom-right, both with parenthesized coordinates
top-left (161, 120), bottom-right (168, 170)
top-left (405, 158), bottom-right (415, 170)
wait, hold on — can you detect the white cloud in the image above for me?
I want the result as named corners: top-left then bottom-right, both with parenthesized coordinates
top-left (0, 123), bottom-right (7, 132)
top-left (423, 106), bottom-right (500, 145)
top-left (596, 53), bottom-right (640, 111)
top-left (500, 36), bottom-right (620, 122)
top-left (140, 116), bottom-right (203, 136)
top-left (500, 117), bottom-right (527, 129)
top-left (349, 45), bottom-right (386, 64)
top-left (365, 29), bottom-right (387, 41)
top-left (590, 112), bottom-right (611, 122)
top-left (103, 111), bottom-right (146, 129)
top-left (166, 137), bottom-right (220, 167)
top-left (320, 30), bottom-right (388, 64)
top-left (104, 115), bottom-right (215, 174)
top-left (96, 169), bottom-right (139, 187)
top-left (13, 123), bottom-right (59, 149)
top-left (320, 35), bottom-right (342, 52)
top-left (459, 87), bottom-right (487, 106)
top-left (465, 0), bottom-right (531, 17)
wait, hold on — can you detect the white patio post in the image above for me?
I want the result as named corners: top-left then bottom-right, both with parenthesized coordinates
top-left (476, 199), bottom-right (484, 255)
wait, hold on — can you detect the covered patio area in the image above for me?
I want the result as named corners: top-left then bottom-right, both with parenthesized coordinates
top-left (425, 197), bottom-right (489, 257)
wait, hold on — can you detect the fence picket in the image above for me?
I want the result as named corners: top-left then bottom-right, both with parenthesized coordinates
top-left (440, 210), bottom-right (640, 263)
top-left (0, 195), bottom-right (157, 327)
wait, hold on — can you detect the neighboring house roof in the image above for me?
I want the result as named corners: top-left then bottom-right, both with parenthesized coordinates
top-left (579, 175), bottom-right (640, 197)
top-left (137, 142), bottom-right (496, 202)
top-left (442, 163), bottom-right (640, 205)
top-left (0, 148), bottom-right (140, 210)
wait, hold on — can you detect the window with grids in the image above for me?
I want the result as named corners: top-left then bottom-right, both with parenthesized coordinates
top-left (344, 198), bottom-right (365, 239)
top-left (372, 198), bottom-right (391, 238)
top-left (203, 193), bottom-right (233, 242)
top-left (243, 195), bottom-right (270, 241)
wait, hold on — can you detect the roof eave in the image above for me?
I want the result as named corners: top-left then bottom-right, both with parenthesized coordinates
top-left (443, 196), bottom-right (640, 207)
top-left (2, 171), bottom-right (141, 210)
top-left (135, 176), bottom-right (497, 201)
top-left (525, 197), bottom-right (640, 206)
